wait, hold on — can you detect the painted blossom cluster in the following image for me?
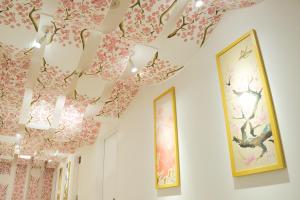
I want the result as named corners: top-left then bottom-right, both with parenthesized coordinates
top-left (116, 0), bottom-right (176, 42)
top-left (12, 165), bottom-right (27, 200)
top-left (51, 0), bottom-right (112, 47)
top-left (169, 0), bottom-right (259, 45)
top-left (0, 0), bottom-right (42, 30)
top-left (87, 32), bottom-right (134, 80)
top-left (0, 44), bottom-right (31, 136)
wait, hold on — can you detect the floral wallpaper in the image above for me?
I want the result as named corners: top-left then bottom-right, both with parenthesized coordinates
top-left (87, 32), bottom-right (134, 80)
top-left (12, 164), bottom-right (28, 200)
top-left (0, 0), bottom-right (42, 31)
top-left (41, 168), bottom-right (54, 200)
top-left (0, 184), bottom-right (8, 200)
top-left (0, 142), bottom-right (15, 158)
top-left (27, 170), bottom-right (41, 200)
top-left (136, 52), bottom-right (184, 85)
top-left (98, 77), bottom-right (140, 118)
top-left (167, 0), bottom-right (260, 46)
top-left (0, 161), bottom-right (11, 175)
top-left (116, 0), bottom-right (178, 43)
top-left (0, 44), bottom-right (31, 136)
top-left (51, 0), bottom-right (112, 48)
top-left (0, 0), bottom-right (261, 163)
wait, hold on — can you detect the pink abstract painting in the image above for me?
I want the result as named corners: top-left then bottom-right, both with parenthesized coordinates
top-left (154, 87), bottom-right (180, 188)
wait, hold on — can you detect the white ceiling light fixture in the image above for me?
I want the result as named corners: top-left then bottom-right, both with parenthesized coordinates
top-left (195, 0), bottom-right (204, 8)
top-left (19, 155), bottom-right (31, 160)
top-left (32, 40), bottom-right (41, 49)
top-left (130, 59), bottom-right (138, 73)
top-left (131, 67), bottom-right (138, 73)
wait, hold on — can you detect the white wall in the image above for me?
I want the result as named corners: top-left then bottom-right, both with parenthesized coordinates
top-left (76, 137), bottom-right (105, 200)
top-left (77, 0), bottom-right (300, 199)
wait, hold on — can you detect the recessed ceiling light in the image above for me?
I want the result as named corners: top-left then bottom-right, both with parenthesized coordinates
top-left (195, 0), bottom-right (204, 8)
top-left (19, 155), bottom-right (31, 160)
top-left (131, 67), bottom-right (138, 73)
top-left (32, 40), bottom-right (41, 48)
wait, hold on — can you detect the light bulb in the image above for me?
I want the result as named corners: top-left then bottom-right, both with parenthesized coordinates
top-left (131, 67), bottom-right (138, 73)
top-left (32, 40), bottom-right (41, 48)
top-left (195, 0), bottom-right (204, 8)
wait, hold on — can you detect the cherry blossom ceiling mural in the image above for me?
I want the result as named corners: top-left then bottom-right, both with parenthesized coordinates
top-left (51, 0), bottom-right (112, 48)
top-left (0, 0), bottom-right (42, 31)
top-left (167, 0), bottom-right (261, 46)
top-left (0, 0), bottom-right (262, 165)
top-left (116, 0), bottom-right (178, 43)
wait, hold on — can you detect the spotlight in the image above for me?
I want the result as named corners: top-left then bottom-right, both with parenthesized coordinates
top-left (32, 40), bottom-right (41, 48)
top-left (131, 67), bottom-right (138, 73)
top-left (195, 0), bottom-right (204, 8)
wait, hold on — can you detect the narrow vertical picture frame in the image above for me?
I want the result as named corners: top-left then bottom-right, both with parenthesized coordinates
top-left (154, 87), bottom-right (180, 189)
top-left (216, 30), bottom-right (285, 176)
top-left (57, 168), bottom-right (63, 200)
top-left (63, 161), bottom-right (71, 200)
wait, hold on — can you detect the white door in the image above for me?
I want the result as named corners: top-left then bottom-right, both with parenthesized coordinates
top-left (103, 134), bottom-right (117, 200)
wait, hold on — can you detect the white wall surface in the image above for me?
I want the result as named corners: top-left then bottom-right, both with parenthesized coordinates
top-left (77, 0), bottom-right (300, 199)
top-left (76, 137), bottom-right (105, 200)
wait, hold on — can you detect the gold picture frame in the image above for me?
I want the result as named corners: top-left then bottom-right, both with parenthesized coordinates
top-left (57, 168), bottom-right (63, 200)
top-left (153, 87), bottom-right (180, 189)
top-left (216, 30), bottom-right (285, 176)
top-left (63, 161), bottom-right (71, 200)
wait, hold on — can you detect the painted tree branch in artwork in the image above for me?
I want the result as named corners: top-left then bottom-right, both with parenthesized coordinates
top-left (216, 30), bottom-right (285, 176)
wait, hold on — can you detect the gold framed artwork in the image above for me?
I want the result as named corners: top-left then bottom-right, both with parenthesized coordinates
top-left (57, 168), bottom-right (63, 200)
top-left (63, 161), bottom-right (71, 200)
top-left (153, 87), bottom-right (180, 189)
top-left (216, 30), bottom-right (285, 176)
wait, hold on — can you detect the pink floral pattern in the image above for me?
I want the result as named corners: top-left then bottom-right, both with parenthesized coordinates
top-left (168, 0), bottom-right (260, 45)
top-left (137, 52), bottom-right (184, 85)
top-left (50, 0), bottom-right (112, 48)
top-left (0, 184), bottom-right (8, 200)
top-left (116, 0), bottom-right (177, 42)
top-left (0, 161), bottom-right (11, 175)
top-left (98, 77), bottom-right (139, 117)
top-left (0, 44), bottom-right (31, 136)
top-left (34, 63), bottom-right (75, 96)
top-left (0, 141), bottom-right (15, 157)
top-left (41, 168), bottom-right (54, 200)
top-left (27, 174), bottom-right (40, 200)
top-left (0, 0), bottom-right (42, 31)
top-left (27, 92), bottom-right (57, 130)
top-left (87, 32), bottom-right (134, 80)
top-left (12, 164), bottom-right (28, 200)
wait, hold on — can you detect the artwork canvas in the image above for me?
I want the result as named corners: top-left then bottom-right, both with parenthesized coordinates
top-left (216, 30), bottom-right (285, 176)
top-left (154, 87), bottom-right (180, 189)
